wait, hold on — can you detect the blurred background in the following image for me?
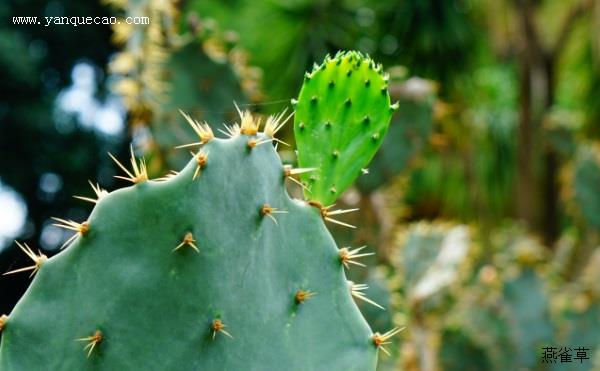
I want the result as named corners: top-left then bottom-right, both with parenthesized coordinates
top-left (1, 0), bottom-right (600, 370)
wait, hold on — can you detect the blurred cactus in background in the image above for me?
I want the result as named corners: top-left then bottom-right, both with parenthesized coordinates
top-left (565, 143), bottom-right (600, 232)
top-left (107, 0), bottom-right (262, 174)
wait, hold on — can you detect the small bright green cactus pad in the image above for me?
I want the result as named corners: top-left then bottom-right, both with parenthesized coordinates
top-left (294, 51), bottom-right (395, 205)
top-left (0, 113), bottom-right (388, 370)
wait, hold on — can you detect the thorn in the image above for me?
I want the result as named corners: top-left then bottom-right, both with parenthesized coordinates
top-left (291, 98), bottom-right (298, 106)
top-left (283, 166), bottom-right (316, 177)
top-left (349, 281), bottom-right (384, 310)
top-left (3, 241), bottom-right (47, 278)
top-left (212, 319), bottom-right (233, 340)
top-left (311, 96), bottom-right (318, 104)
top-left (247, 138), bottom-right (274, 149)
top-left (362, 116), bottom-right (370, 125)
top-left (372, 133), bottom-right (380, 141)
top-left (330, 187), bottom-right (337, 194)
top-left (372, 327), bottom-right (403, 356)
top-left (298, 122), bottom-right (305, 130)
top-left (325, 120), bottom-right (332, 128)
top-left (304, 72), bottom-right (312, 80)
top-left (346, 70), bottom-right (352, 77)
top-left (263, 108), bottom-right (293, 138)
top-left (307, 202), bottom-right (358, 229)
top-left (390, 102), bottom-right (399, 111)
top-left (155, 170), bottom-right (179, 182)
top-left (219, 124), bottom-right (241, 138)
top-left (178, 109), bottom-right (214, 146)
top-left (52, 218), bottom-right (89, 249)
top-left (361, 168), bottom-right (369, 175)
top-left (325, 207), bottom-right (359, 216)
top-left (0, 314), bottom-right (7, 332)
top-left (328, 80), bottom-right (335, 88)
top-left (173, 232), bottom-right (199, 253)
top-left (332, 150), bottom-right (339, 158)
top-left (339, 246), bottom-right (374, 269)
top-left (365, 79), bottom-right (370, 86)
top-left (76, 330), bottom-right (103, 358)
top-left (283, 165), bottom-right (315, 192)
top-left (190, 150), bottom-right (208, 180)
top-left (295, 289), bottom-right (317, 304)
top-left (381, 86), bottom-right (388, 94)
top-left (261, 204), bottom-right (287, 225)
top-left (235, 102), bottom-right (260, 135)
top-left (324, 217), bottom-right (356, 229)
top-left (108, 146), bottom-right (148, 184)
top-left (288, 177), bottom-right (310, 192)
top-left (74, 181), bottom-right (108, 204)
top-left (345, 98), bottom-right (352, 107)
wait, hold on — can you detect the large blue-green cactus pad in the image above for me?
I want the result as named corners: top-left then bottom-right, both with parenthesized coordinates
top-left (0, 129), bottom-right (380, 369)
top-left (294, 51), bottom-right (394, 205)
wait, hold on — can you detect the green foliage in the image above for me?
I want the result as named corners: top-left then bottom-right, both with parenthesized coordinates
top-left (186, 0), bottom-right (360, 102)
top-left (294, 51), bottom-right (395, 205)
top-left (0, 125), bottom-right (381, 370)
top-left (376, 0), bottom-right (480, 86)
top-left (403, 65), bottom-right (518, 221)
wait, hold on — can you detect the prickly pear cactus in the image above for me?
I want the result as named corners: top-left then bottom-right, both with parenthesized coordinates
top-left (394, 222), bottom-right (471, 303)
top-left (0, 104), bottom-right (400, 369)
top-left (567, 143), bottom-right (600, 231)
top-left (294, 51), bottom-right (396, 205)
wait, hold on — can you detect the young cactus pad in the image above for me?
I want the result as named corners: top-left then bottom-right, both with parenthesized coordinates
top-left (0, 111), bottom-right (396, 370)
top-left (294, 51), bottom-right (395, 205)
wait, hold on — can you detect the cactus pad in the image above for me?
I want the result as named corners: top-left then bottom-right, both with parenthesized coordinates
top-left (0, 113), bottom-right (390, 370)
top-left (572, 144), bottom-right (600, 230)
top-left (294, 51), bottom-right (395, 205)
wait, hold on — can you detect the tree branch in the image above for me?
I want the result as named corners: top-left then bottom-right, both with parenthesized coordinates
top-left (512, 0), bottom-right (545, 60)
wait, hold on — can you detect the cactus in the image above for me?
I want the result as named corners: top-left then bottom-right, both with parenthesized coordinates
top-left (388, 223), bottom-right (559, 370)
top-left (0, 53), bottom-right (399, 369)
top-left (387, 222), bottom-right (472, 370)
top-left (393, 222), bottom-right (471, 303)
top-left (564, 143), bottom-right (600, 231)
top-left (294, 51), bottom-right (396, 205)
top-left (503, 267), bottom-right (553, 367)
top-left (550, 247), bottom-right (600, 370)
top-left (438, 327), bottom-right (492, 371)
